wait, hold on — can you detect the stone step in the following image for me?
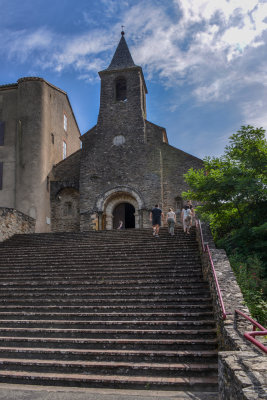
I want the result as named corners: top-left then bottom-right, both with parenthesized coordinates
top-left (0, 319), bottom-right (216, 330)
top-left (0, 297), bottom-right (213, 306)
top-left (0, 369), bottom-right (218, 391)
top-left (0, 327), bottom-right (217, 339)
top-left (0, 239), bottom-right (198, 247)
top-left (0, 300), bottom-right (213, 310)
top-left (0, 283), bottom-right (210, 292)
top-left (0, 358), bottom-right (218, 377)
top-left (0, 275), bottom-right (205, 284)
top-left (0, 309), bottom-right (214, 320)
top-left (0, 303), bottom-right (213, 312)
top-left (1, 228), bottom-right (195, 241)
top-left (1, 249), bottom-right (197, 256)
top-left (1, 237), bottom-right (197, 247)
top-left (0, 283), bottom-right (209, 293)
top-left (0, 346), bottom-right (218, 363)
top-left (0, 264), bottom-right (201, 272)
top-left (0, 336), bottom-right (218, 351)
top-left (0, 311), bottom-right (214, 321)
top-left (0, 243), bottom-right (198, 250)
top-left (0, 258), bottom-right (201, 267)
top-left (0, 283), bottom-right (210, 291)
top-left (0, 290), bottom-right (211, 300)
top-left (0, 265), bottom-right (203, 275)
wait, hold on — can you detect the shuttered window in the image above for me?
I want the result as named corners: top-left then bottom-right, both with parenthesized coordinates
top-left (63, 141), bottom-right (67, 159)
top-left (0, 162), bottom-right (3, 190)
top-left (64, 114), bottom-right (67, 132)
top-left (0, 121), bottom-right (5, 146)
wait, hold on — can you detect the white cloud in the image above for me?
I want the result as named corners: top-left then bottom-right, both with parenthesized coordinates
top-left (0, 0), bottom-right (266, 102)
top-left (241, 99), bottom-right (267, 130)
top-left (0, 27), bottom-right (54, 62)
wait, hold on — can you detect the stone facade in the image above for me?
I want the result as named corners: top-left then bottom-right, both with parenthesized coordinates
top-left (0, 207), bottom-right (35, 241)
top-left (196, 221), bottom-right (266, 400)
top-left (0, 77), bottom-right (81, 233)
top-left (52, 33), bottom-right (203, 232)
top-left (1, 34), bottom-right (203, 234)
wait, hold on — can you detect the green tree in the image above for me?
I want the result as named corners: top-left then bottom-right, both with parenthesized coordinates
top-left (183, 125), bottom-right (267, 299)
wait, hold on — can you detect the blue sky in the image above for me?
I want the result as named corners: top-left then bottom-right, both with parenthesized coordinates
top-left (0, 0), bottom-right (267, 159)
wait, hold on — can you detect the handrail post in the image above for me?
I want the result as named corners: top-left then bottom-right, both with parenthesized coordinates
top-left (196, 218), bottom-right (227, 320)
top-left (235, 309), bottom-right (267, 354)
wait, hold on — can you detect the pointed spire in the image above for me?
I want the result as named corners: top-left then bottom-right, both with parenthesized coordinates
top-left (106, 32), bottom-right (136, 71)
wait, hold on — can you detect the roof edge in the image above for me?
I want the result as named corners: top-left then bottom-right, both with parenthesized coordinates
top-left (0, 77), bottom-right (81, 137)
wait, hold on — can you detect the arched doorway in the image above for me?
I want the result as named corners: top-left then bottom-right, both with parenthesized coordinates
top-left (113, 202), bottom-right (135, 229)
top-left (95, 186), bottom-right (145, 230)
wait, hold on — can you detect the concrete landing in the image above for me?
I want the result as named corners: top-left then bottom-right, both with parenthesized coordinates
top-left (0, 384), bottom-right (218, 400)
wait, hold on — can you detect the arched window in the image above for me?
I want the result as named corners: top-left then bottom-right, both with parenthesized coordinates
top-left (115, 78), bottom-right (127, 101)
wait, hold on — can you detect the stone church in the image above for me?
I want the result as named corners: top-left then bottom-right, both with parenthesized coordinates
top-left (0, 32), bottom-right (202, 234)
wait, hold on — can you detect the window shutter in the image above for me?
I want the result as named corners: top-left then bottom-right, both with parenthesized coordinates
top-left (0, 162), bottom-right (3, 190)
top-left (0, 121), bottom-right (5, 146)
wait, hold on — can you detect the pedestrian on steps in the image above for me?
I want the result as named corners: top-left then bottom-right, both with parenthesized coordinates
top-left (117, 220), bottom-right (123, 229)
top-left (166, 208), bottom-right (176, 236)
top-left (150, 205), bottom-right (164, 237)
top-left (181, 201), bottom-right (193, 234)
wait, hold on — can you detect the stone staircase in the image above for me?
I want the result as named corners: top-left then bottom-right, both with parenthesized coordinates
top-left (0, 227), bottom-right (218, 392)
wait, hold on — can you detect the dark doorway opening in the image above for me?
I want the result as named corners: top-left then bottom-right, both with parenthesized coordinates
top-left (113, 202), bottom-right (135, 229)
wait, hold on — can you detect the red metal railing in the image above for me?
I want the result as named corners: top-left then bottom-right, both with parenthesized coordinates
top-left (195, 219), bottom-right (227, 320)
top-left (196, 218), bottom-right (267, 353)
top-left (235, 309), bottom-right (267, 354)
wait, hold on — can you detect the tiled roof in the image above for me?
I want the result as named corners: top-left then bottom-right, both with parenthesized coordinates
top-left (106, 34), bottom-right (136, 71)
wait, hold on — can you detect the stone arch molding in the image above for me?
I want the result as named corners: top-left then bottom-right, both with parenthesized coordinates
top-left (96, 186), bottom-right (145, 212)
top-left (95, 186), bottom-right (145, 230)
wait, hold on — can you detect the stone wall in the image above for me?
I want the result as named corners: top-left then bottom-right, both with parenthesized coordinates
top-left (196, 221), bottom-right (266, 399)
top-left (50, 187), bottom-right (80, 232)
top-left (219, 352), bottom-right (267, 400)
top-left (0, 207), bottom-right (35, 241)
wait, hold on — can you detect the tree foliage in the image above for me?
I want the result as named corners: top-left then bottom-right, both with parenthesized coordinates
top-left (182, 125), bottom-right (267, 301)
top-left (183, 125), bottom-right (267, 241)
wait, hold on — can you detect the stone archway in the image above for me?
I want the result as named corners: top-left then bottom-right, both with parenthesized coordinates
top-left (95, 186), bottom-right (145, 230)
top-left (105, 193), bottom-right (138, 230)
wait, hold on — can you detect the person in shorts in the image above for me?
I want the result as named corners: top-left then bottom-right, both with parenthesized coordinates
top-left (150, 205), bottom-right (163, 237)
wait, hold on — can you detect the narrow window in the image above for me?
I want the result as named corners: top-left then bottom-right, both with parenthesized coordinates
top-left (0, 121), bottom-right (5, 146)
top-left (0, 162), bottom-right (3, 190)
top-left (46, 176), bottom-right (50, 192)
top-left (64, 114), bottom-right (67, 132)
top-left (51, 133), bottom-right (54, 144)
top-left (116, 78), bottom-right (127, 101)
top-left (63, 201), bottom-right (73, 216)
top-left (63, 141), bottom-right (67, 159)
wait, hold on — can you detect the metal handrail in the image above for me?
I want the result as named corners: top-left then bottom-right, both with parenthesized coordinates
top-left (196, 218), bottom-right (267, 352)
top-left (235, 309), bottom-right (267, 354)
top-left (196, 219), bottom-right (227, 320)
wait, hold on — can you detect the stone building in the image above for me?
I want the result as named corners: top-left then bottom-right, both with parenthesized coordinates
top-left (0, 33), bottom-right (202, 234)
top-left (0, 77), bottom-right (81, 232)
top-left (51, 32), bottom-right (202, 232)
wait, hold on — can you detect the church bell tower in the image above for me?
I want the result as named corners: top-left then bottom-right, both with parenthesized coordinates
top-left (97, 31), bottom-right (148, 144)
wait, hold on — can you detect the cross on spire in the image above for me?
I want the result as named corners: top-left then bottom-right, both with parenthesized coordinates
top-left (121, 26), bottom-right (125, 35)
